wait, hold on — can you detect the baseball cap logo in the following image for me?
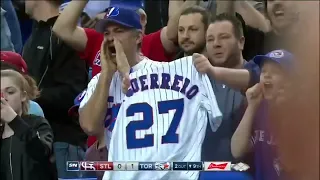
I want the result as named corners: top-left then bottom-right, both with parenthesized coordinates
top-left (106, 7), bottom-right (120, 18)
top-left (269, 50), bottom-right (284, 58)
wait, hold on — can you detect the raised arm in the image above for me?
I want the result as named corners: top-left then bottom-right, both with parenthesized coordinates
top-left (79, 39), bottom-right (116, 135)
top-left (193, 53), bottom-right (259, 92)
top-left (208, 66), bottom-right (251, 91)
top-left (231, 83), bottom-right (262, 159)
top-left (216, 0), bottom-right (270, 32)
top-left (235, 1), bottom-right (270, 32)
top-left (216, 0), bottom-right (235, 16)
top-left (79, 72), bottom-right (113, 135)
top-left (52, 0), bottom-right (88, 51)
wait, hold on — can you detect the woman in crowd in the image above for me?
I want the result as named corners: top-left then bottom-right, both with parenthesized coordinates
top-left (0, 69), bottom-right (54, 180)
top-left (1, 51), bottom-right (45, 117)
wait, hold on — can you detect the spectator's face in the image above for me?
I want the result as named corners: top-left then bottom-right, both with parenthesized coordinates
top-left (1, 77), bottom-right (26, 114)
top-left (25, 1), bottom-right (37, 16)
top-left (103, 23), bottom-right (142, 56)
top-left (267, 0), bottom-right (298, 32)
top-left (260, 60), bottom-right (287, 100)
top-left (178, 13), bottom-right (206, 55)
top-left (206, 21), bottom-right (244, 67)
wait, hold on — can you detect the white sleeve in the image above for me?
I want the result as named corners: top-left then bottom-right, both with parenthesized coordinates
top-left (199, 74), bottom-right (223, 132)
top-left (79, 73), bottom-right (100, 109)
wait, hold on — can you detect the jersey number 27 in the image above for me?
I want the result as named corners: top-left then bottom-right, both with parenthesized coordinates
top-left (126, 98), bottom-right (184, 149)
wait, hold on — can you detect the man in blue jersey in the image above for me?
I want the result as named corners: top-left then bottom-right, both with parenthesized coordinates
top-left (231, 50), bottom-right (295, 180)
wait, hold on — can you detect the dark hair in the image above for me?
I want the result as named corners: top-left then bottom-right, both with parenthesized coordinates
top-left (210, 13), bottom-right (244, 39)
top-left (180, 6), bottom-right (210, 29)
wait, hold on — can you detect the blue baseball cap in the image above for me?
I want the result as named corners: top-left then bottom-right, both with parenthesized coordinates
top-left (253, 50), bottom-right (295, 71)
top-left (68, 89), bottom-right (87, 116)
top-left (95, 6), bottom-right (142, 33)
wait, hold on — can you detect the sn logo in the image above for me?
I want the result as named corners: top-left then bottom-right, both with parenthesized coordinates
top-left (67, 161), bottom-right (79, 171)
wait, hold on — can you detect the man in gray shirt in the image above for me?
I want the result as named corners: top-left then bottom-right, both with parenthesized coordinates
top-left (194, 12), bottom-right (253, 180)
top-left (194, 13), bottom-right (247, 161)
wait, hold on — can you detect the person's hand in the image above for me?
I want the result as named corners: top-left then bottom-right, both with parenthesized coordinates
top-left (114, 38), bottom-right (130, 78)
top-left (1, 98), bottom-right (17, 123)
top-left (122, 75), bottom-right (131, 94)
top-left (113, 38), bottom-right (131, 94)
top-left (81, 12), bottom-right (106, 29)
top-left (192, 53), bottom-right (213, 74)
top-left (100, 38), bottom-right (117, 75)
top-left (245, 83), bottom-right (263, 109)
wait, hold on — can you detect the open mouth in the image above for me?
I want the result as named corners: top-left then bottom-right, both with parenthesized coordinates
top-left (273, 5), bottom-right (285, 18)
top-left (263, 82), bottom-right (274, 90)
top-left (108, 46), bottom-right (116, 56)
top-left (274, 11), bottom-right (284, 17)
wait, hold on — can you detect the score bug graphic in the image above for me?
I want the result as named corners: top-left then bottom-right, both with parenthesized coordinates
top-left (154, 162), bottom-right (171, 170)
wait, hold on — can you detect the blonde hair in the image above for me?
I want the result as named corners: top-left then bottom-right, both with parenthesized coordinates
top-left (1, 70), bottom-right (40, 115)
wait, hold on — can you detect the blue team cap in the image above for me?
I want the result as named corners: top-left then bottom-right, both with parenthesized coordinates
top-left (95, 6), bottom-right (142, 33)
top-left (68, 89), bottom-right (87, 116)
top-left (253, 49), bottom-right (295, 71)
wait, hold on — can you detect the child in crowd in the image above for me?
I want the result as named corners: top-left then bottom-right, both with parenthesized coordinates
top-left (231, 50), bottom-right (295, 180)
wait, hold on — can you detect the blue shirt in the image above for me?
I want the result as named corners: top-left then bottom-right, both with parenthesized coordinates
top-left (253, 101), bottom-right (281, 180)
top-left (1, 8), bottom-right (14, 52)
top-left (244, 60), bottom-right (261, 88)
top-left (1, 0), bottom-right (23, 53)
top-left (28, 101), bottom-right (44, 117)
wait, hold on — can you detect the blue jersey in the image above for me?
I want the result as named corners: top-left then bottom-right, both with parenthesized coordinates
top-left (252, 101), bottom-right (281, 180)
top-left (244, 60), bottom-right (261, 88)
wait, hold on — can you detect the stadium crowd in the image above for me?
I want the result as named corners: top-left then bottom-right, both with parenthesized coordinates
top-left (0, 0), bottom-right (319, 180)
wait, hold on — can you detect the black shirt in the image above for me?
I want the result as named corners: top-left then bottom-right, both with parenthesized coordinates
top-left (23, 16), bottom-right (88, 147)
top-left (0, 115), bottom-right (54, 180)
top-left (0, 137), bottom-right (10, 180)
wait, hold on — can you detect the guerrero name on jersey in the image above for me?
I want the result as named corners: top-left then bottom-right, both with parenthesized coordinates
top-left (104, 56), bottom-right (223, 180)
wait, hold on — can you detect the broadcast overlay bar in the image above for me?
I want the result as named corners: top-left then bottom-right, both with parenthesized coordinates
top-left (67, 161), bottom-right (250, 172)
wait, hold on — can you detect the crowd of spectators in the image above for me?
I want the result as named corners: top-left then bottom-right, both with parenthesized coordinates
top-left (0, 0), bottom-right (319, 180)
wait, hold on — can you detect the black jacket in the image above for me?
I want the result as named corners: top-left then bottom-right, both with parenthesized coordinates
top-left (22, 16), bottom-right (88, 147)
top-left (0, 115), bottom-right (54, 180)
